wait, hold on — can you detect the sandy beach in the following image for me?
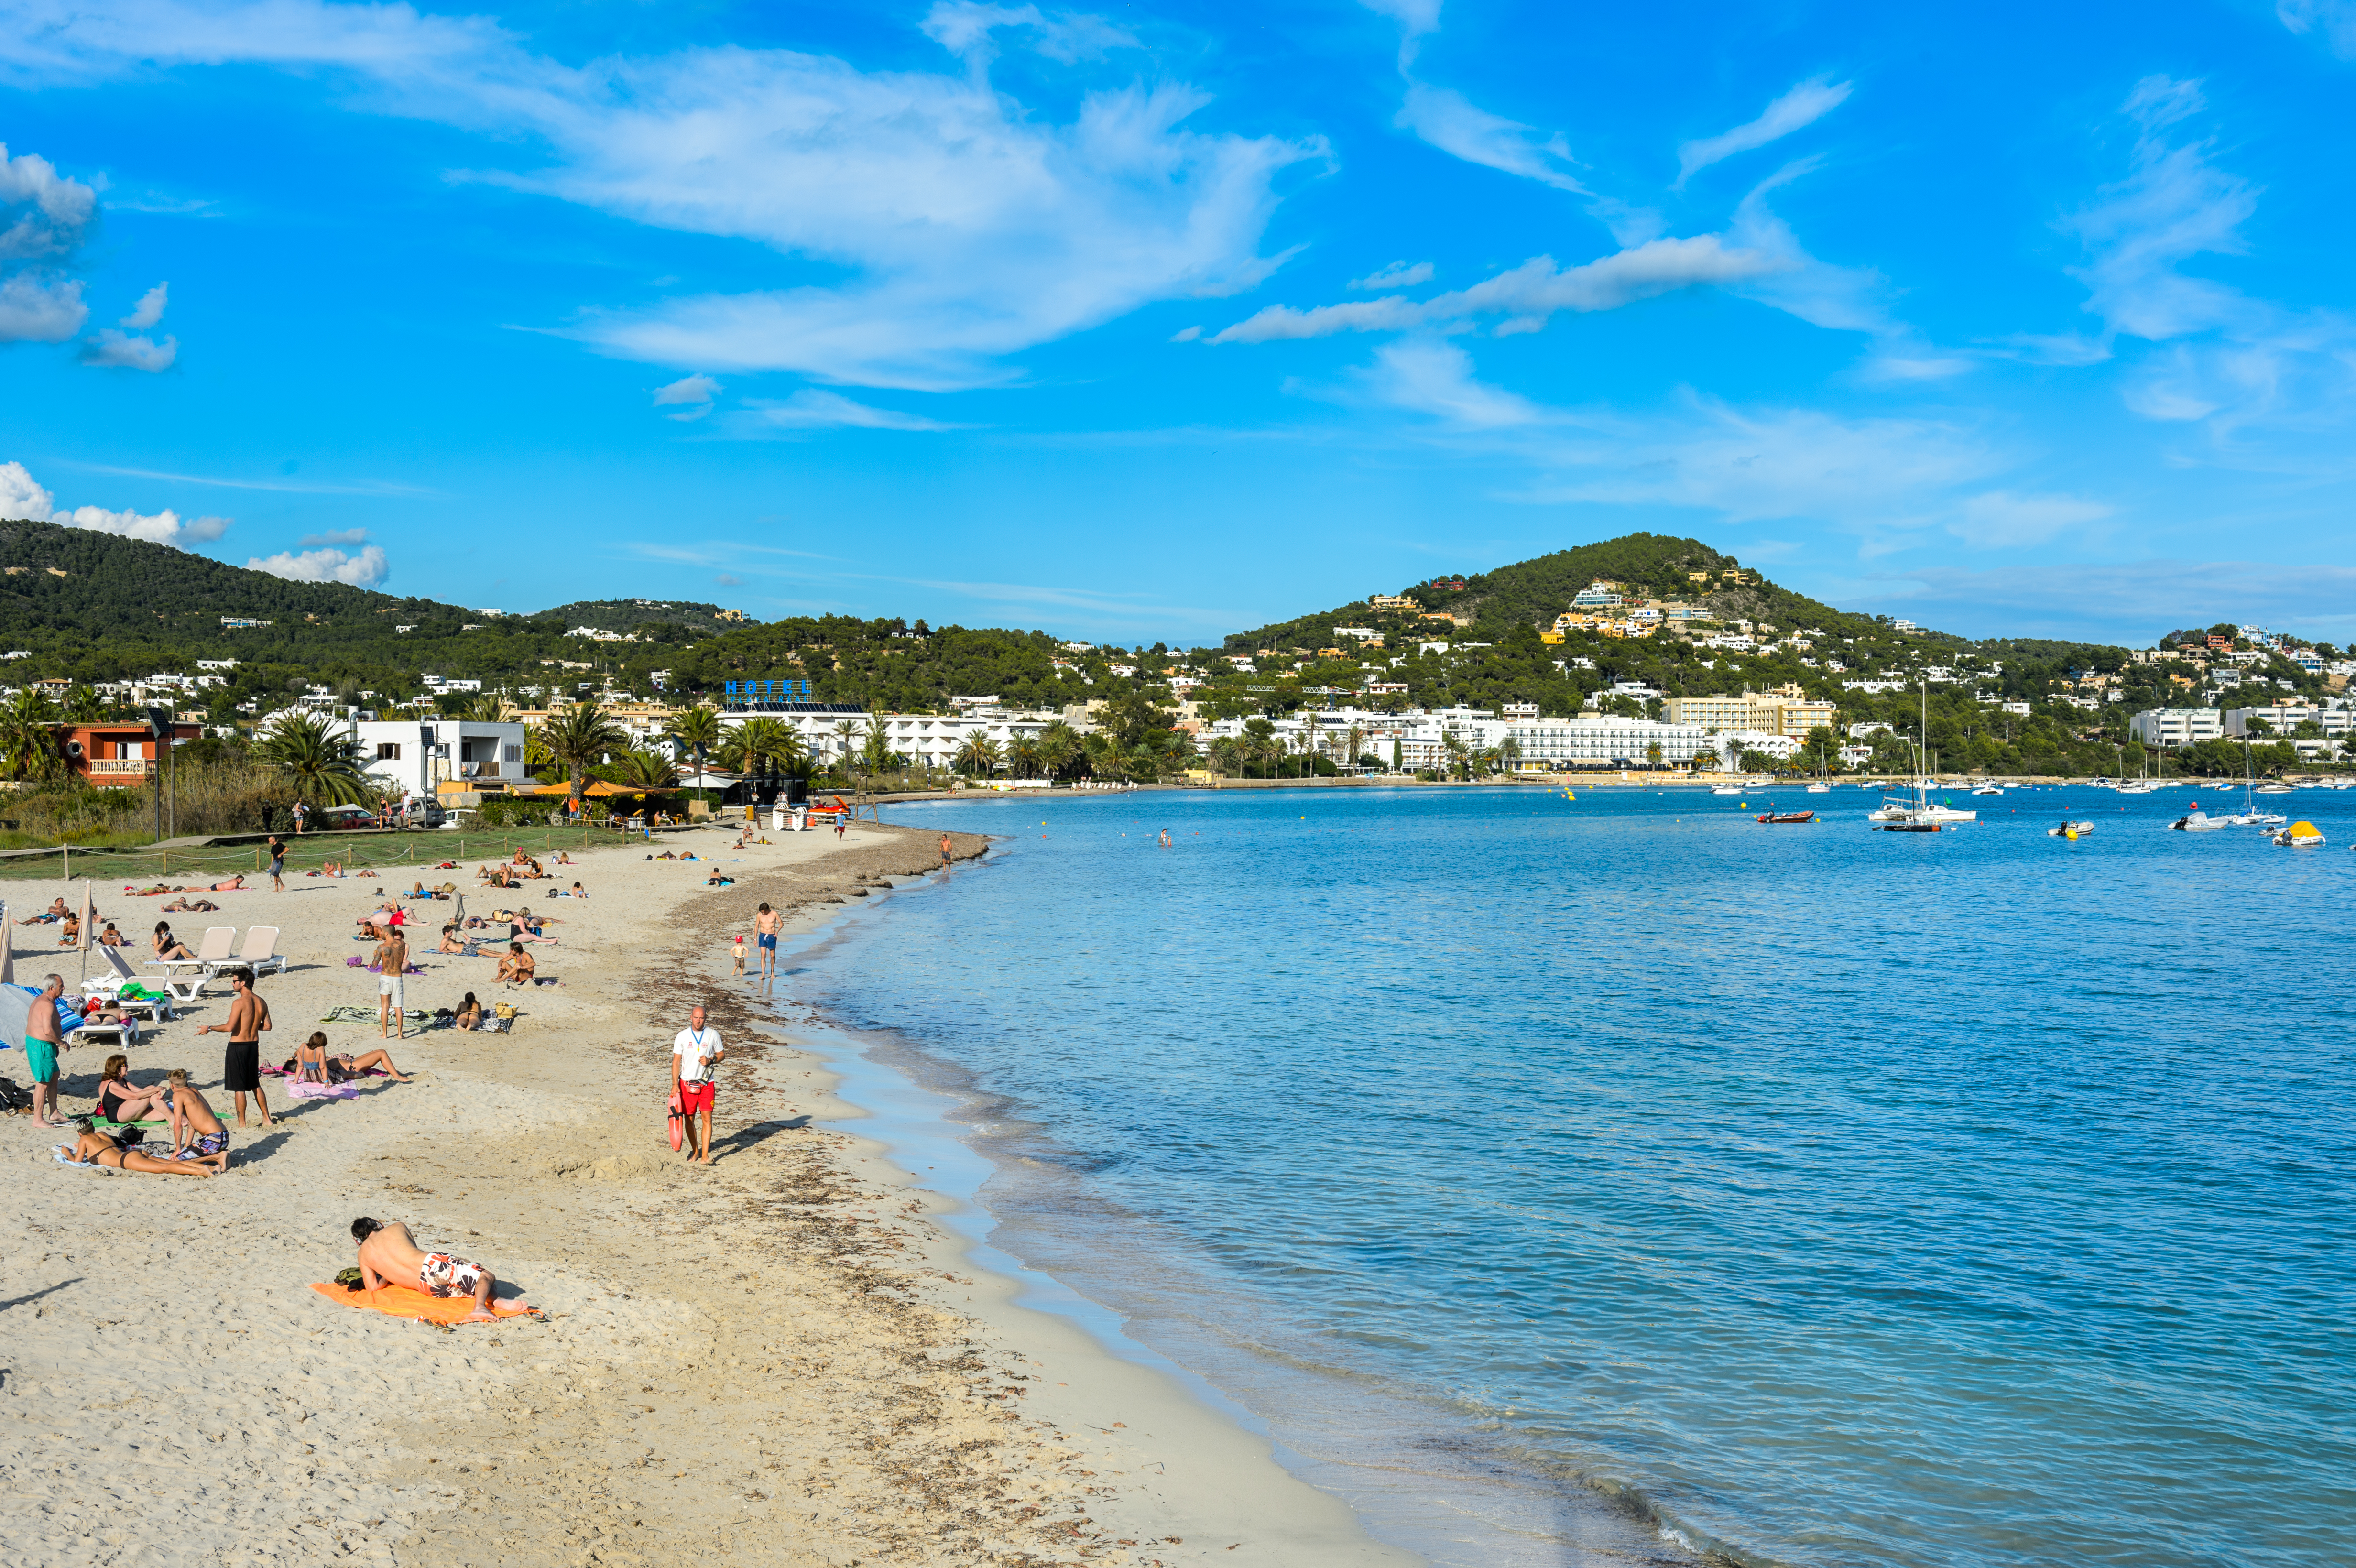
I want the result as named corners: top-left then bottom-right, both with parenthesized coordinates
top-left (0, 819), bottom-right (1412, 1568)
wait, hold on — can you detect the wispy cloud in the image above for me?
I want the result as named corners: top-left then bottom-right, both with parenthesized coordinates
top-left (1676, 76), bottom-right (1854, 187)
top-left (60, 461), bottom-right (442, 497)
top-left (299, 527), bottom-right (370, 547)
top-left (1851, 558), bottom-right (2356, 643)
top-left (1350, 261), bottom-right (1432, 291)
top-left (737, 390), bottom-right (965, 433)
top-left (2276, 0), bottom-right (2356, 59)
top-left (1211, 234), bottom-right (1778, 343)
top-left (12, 0), bottom-right (1318, 392)
top-left (2062, 76), bottom-right (2356, 460)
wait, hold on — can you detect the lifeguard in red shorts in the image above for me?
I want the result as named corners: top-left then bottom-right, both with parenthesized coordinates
top-left (672, 1004), bottom-right (725, 1165)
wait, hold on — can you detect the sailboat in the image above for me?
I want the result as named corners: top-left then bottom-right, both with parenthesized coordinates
top-left (2218, 742), bottom-right (2288, 828)
top-left (1870, 684), bottom-right (1978, 831)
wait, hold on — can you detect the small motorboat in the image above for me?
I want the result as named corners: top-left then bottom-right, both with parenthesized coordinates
top-left (1806, 782), bottom-right (1831, 794)
top-left (2254, 783), bottom-right (2295, 795)
top-left (2272, 820), bottom-right (2325, 846)
top-left (2171, 810), bottom-right (2228, 833)
top-left (1971, 784), bottom-right (2004, 796)
top-left (2047, 821), bottom-right (2095, 838)
top-left (1756, 810), bottom-right (1816, 824)
top-left (1711, 785), bottom-right (1743, 796)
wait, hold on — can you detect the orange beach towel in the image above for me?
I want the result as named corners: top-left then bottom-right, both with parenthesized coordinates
top-left (310, 1282), bottom-right (541, 1324)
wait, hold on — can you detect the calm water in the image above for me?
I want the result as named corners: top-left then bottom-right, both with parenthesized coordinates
top-left (790, 784), bottom-right (2355, 1568)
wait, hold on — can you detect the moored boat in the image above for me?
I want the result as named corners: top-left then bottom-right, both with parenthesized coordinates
top-left (2272, 820), bottom-right (2325, 846)
top-left (1756, 810), bottom-right (1816, 824)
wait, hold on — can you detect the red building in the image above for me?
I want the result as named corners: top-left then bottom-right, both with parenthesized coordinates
top-left (60, 722), bottom-right (205, 787)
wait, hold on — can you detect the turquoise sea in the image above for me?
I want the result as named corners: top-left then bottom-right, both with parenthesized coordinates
top-left (787, 784), bottom-right (2355, 1568)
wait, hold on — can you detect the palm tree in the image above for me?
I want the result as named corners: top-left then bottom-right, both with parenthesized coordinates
top-left (1345, 722), bottom-right (1366, 773)
top-left (1208, 736), bottom-right (1243, 778)
top-left (0, 686), bottom-right (60, 782)
top-left (1645, 740), bottom-right (1664, 772)
top-left (666, 704), bottom-right (723, 790)
top-left (613, 747), bottom-right (680, 795)
top-left (720, 717), bottom-right (803, 778)
top-left (254, 711), bottom-right (374, 807)
top-left (460, 693), bottom-right (512, 722)
top-left (859, 721), bottom-right (900, 779)
top-left (64, 686), bottom-right (103, 725)
top-left (1085, 733), bottom-right (1127, 783)
top-left (1006, 735), bottom-right (1042, 779)
top-left (540, 702), bottom-right (627, 816)
top-left (953, 733), bottom-right (1003, 779)
top-left (1036, 720), bottom-right (1080, 781)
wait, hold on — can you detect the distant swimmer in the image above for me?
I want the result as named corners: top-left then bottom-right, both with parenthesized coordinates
top-left (1158, 829), bottom-right (1172, 847)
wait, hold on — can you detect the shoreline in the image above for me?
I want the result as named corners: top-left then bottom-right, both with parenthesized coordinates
top-left (0, 820), bottom-right (1409, 1568)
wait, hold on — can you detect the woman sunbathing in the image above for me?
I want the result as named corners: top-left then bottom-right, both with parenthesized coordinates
top-left (328, 1045), bottom-right (410, 1083)
top-left (352, 1217), bottom-right (524, 1322)
top-left (289, 1032), bottom-right (333, 1085)
top-left (453, 992), bottom-right (484, 1030)
top-left (291, 1030), bottom-right (411, 1085)
top-left (512, 914), bottom-right (558, 944)
top-left (153, 922), bottom-right (194, 961)
top-left (95, 1054), bottom-right (172, 1124)
top-left (62, 1120), bottom-right (224, 1176)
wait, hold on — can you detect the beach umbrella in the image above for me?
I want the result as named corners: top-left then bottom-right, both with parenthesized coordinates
top-left (0, 905), bottom-right (14, 987)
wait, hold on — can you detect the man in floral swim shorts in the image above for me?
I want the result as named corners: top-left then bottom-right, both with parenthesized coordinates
top-left (350, 1217), bottom-right (526, 1323)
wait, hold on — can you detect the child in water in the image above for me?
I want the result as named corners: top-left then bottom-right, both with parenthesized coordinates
top-left (731, 933), bottom-right (746, 977)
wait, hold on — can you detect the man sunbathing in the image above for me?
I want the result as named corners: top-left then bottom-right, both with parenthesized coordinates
top-left (58, 912), bottom-right (80, 947)
top-left (62, 1118), bottom-right (224, 1176)
top-left (161, 897), bottom-right (219, 914)
top-left (436, 923), bottom-right (470, 955)
top-left (164, 1070), bottom-right (233, 1165)
top-left (350, 1217), bottom-right (525, 1322)
top-left (18, 898), bottom-right (68, 924)
top-left (98, 921), bottom-right (127, 946)
top-left (495, 943), bottom-right (536, 986)
top-left (210, 875), bottom-right (246, 893)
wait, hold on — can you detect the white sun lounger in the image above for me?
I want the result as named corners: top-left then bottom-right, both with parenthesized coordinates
top-left (72, 1014), bottom-right (139, 1050)
top-left (148, 926), bottom-right (235, 1002)
top-left (205, 925), bottom-right (286, 981)
top-left (93, 945), bottom-right (178, 1021)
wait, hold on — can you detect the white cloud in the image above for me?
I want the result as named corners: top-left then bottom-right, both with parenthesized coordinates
top-left (0, 458), bottom-right (230, 545)
top-left (0, 142), bottom-right (96, 343)
top-left (1350, 261), bottom-right (1432, 291)
top-left (1358, 0), bottom-right (1441, 36)
top-left (247, 544), bottom-right (389, 587)
top-left (4, 1), bottom-right (1309, 388)
top-left (2276, 0), bottom-right (2356, 58)
top-left (741, 390), bottom-right (962, 431)
top-left (652, 372), bottom-right (720, 406)
top-left (2062, 77), bottom-right (2356, 456)
top-left (81, 327), bottom-right (177, 370)
top-left (121, 282), bottom-right (167, 329)
top-left (298, 527), bottom-right (369, 546)
top-left (1362, 338), bottom-right (1544, 428)
top-left (0, 272), bottom-right (85, 342)
top-left (1212, 234), bottom-right (1778, 343)
top-left (1396, 83), bottom-right (1585, 193)
top-left (1675, 76), bottom-right (1854, 186)
top-left (0, 0), bottom-right (1314, 391)
top-left (920, 2), bottom-right (1135, 65)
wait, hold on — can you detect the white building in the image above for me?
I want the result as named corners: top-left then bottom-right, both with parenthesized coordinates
top-left (355, 719), bottom-right (530, 796)
top-left (2129, 708), bottom-right (2224, 747)
top-left (2225, 704), bottom-right (2350, 738)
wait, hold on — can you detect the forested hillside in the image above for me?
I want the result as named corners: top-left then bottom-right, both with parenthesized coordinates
top-left (665, 615), bottom-right (1097, 713)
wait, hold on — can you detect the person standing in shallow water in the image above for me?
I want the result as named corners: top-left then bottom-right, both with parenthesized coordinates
top-left (753, 902), bottom-right (780, 982)
top-left (939, 832), bottom-right (953, 868)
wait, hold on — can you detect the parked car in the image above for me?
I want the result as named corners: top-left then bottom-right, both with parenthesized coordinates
top-left (321, 804), bottom-right (377, 828)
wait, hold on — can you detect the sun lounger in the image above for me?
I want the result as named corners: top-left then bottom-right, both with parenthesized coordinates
top-left (71, 1015), bottom-right (139, 1049)
top-left (94, 947), bottom-right (179, 1021)
top-left (204, 925), bottom-right (286, 981)
top-left (147, 926), bottom-right (234, 1001)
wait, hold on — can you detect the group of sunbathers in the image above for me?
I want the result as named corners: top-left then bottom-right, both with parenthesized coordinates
top-left (57, 1063), bottom-right (236, 1176)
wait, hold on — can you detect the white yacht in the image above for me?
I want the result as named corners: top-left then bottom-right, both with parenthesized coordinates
top-left (1871, 684), bottom-right (1978, 830)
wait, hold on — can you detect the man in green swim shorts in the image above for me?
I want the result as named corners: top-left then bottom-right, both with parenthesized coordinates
top-left (25, 973), bottom-right (66, 1127)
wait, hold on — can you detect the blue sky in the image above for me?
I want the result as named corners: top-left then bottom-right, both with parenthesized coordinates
top-left (2, 0), bottom-right (2354, 647)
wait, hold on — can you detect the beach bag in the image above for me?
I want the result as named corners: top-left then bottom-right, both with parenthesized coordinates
top-left (493, 1002), bottom-right (517, 1019)
top-left (0, 1076), bottom-right (31, 1112)
top-left (667, 1088), bottom-right (685, 1152)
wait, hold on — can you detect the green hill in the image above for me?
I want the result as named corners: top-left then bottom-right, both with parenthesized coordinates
top-left (542, 599), bottom-right (750, 636)
top-left (1222, 532), bottom-right (1931, 651)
